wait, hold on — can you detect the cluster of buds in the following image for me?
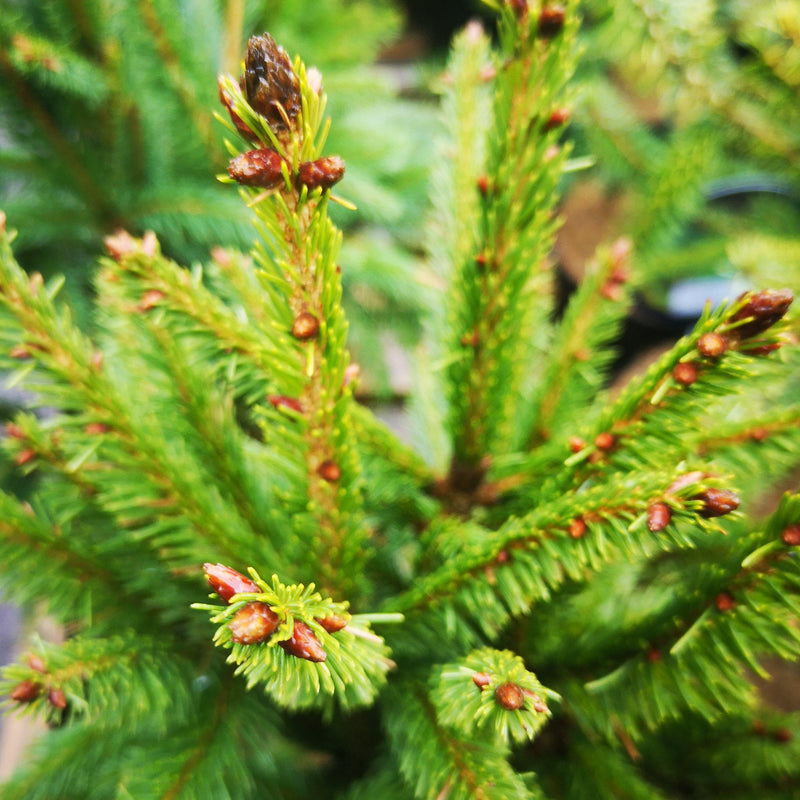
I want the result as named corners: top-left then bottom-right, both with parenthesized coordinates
top-left (8, 654), bottom-right (67, 712)
top-left (221, 34), bottom-right (345, 195)
top-left (203, 563), bottom-right (347, 663)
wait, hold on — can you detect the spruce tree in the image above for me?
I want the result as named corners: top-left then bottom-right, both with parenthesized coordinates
top-left (2, 2), bottom-right (800, 799)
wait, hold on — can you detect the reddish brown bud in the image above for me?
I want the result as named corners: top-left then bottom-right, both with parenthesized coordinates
top-left (15, 449), bottom-right (35, 466)
top-left (673, 362), bottom-right (698, 386)
top-left (84, 422), bottom-right (108, 435)
top-left (730, 289), bottom-right (793, 339)
top-left (104, 230), bottom-right (138, 261)
top-left (27, 654), bottom-right (47, 673)
top-left (297, 156), bottom-right (346, 192)
top-left (742, 341), bottom-right (782, 356)
top-left (697, 332), bottom-right (727, 358)
top-left (750, 427), bottom-right (768, 442)
top-left (495, 681), bottom-right (525, 710)
top-left (507, 0), bottom-right (528, 17)
top-left (10, 345), bottom-right (31, 359)
top-left (10, 679), bottom-right (41, 703)
top-left (523, 690), bottom-right (548, 713)
top-left (315, 614), bottom-right (348, 633)
top-left (594, 431), bottom-right (616, 451)
top-left (138, 290), bottom-right (165, 311)
top-left (48, 687), bottom-right (67, 709)
top-left (203, 562), bottom-right (260, 602)
top-left (461, 329), bottom-right (480, 347)
top-left (647, 647), bottom-right (661, 663)
top-left (218, 77), bottom-right (258, 141)
top-left (647, 502), bottom-right (672, 532)
top-left (699, 488), bottom-right (739, 518)
top-left (568, 436), bottom-right (586, 453)
top-left (781, 524), bottom-right (800, 547)
top-left (279, 620), bottom-right (327, 662)
top-left (244, 34), bottom-right (300, 131)
top-left (609, 237), bottom-right (632, 275)
top-left (229, 601), bottom-right (281, 644)
top-left (538, 4), bottom-right (566, 37)
top-left (228, 148), bottom-right (286, 188)
top-left (773, 728), bottom-right (793, 743)
top-left (477, 175), bottom-right (490, 196)
top-left (268, 395), bottom-right (302, 414)
top-left (292, 311), bottom-right (320, 340)
top-left (5, 422), bottom-right (25, 439)
top-left (544, 108), bottom-right (571, 132)
top-left (475, 252), bottom-right (488, 270)
top-left (715, 592), bottom-right (736, 612)
top-left (472, 672), bottom-right (492, 690)
top-left (666, 471), bottom-right (705, 494)
top-left (569, 517), bottom-right (587, 539)
top-left (318, 460), bottom-right (341, 483)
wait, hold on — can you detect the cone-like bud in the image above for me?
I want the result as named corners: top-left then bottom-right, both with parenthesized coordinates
top-left (472, 672), bottom-right (492, 690)
top-left (715, 592), bottom-right (736, 612)
top-left (697, 332), bottom-right (727, 358)
top-left (268, 395), bottom-right (303, 414)
top-left (297, 156), bottom-right (346, 192)
top-left (316, 614), bottom-right (348, 633)
top-left (673, 362), bottom-right (698, 386)
top-left (203, 562), bottom-right (261, 602)
top-left (699, 488), bottom-right (739, 518)
top-left (730, 289), bottom-right (793, 339)
top-left (279, 621), bottom-right (327, 662)
top-left (647, 502), bottom-right (671, 532)
top-left (781, 524), bottom-right (800, 546)
top-left (594, 431), bottom-right (615, 451)
top-left (538, 4), bottom-right (566, 37)
top-left (10, 679), bottom-right (41, 703)
top-left (244, 34), bottom-right (300, 131)
top-left (229, 601), bottom-right (281, 644)
top-left (292, 311), bottom-right (320, 340)
top-left (317, 460), bottom-right (341, 483)
top-left (495, 681), bottom-right (525, 710)
top-left (48, 687), bottom-right (67, 709)
top-left (218, 78), bottom-right (258, 141)
top-left (227, 148), bottom-right (286, 188)
top-left (569, 517), bottom-right (586, 539)
top-left (544, 108), bottom-right (571, 131)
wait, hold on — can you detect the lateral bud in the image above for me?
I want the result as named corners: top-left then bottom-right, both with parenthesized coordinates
top-left (229, 601), bottom-right (281, 644)
top-left (495, 681), bottom-right (525, 710)
top-left (297, 156), bottom-right (346, 192)
top-left (279, 620), bottom-right (327, 662)
top-left (729, 289), bottom-right (793, 339)
top-left (203, 562), bottom-right (261, 602)
top-left (227, 148), bottom-right (286, 188)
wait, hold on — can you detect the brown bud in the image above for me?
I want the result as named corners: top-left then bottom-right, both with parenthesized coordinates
top-left (318, 460), bottom-right (341, 483)
top-left (773, 728), bottom-right (793, 743)
top-left (495, 681), bottom-right (525, 710)
top-left (218, 77), bottom-right (258, 142)
top-left (203, 562), bottom-right (261, 602)
top-left (138, 290), bottom-right (165, 311)
top-left (601, 281), bottom-right (624, 302)
top-left (5, 422), bottom-right (25, 439)
top-left (477, 175), bottom-right (490, 196)
top-left (315, 614), bottom-right (348, 633)
top-left (697, 332), bottom-right (727, 358)
top-left (781, 524), bottom-right (800, 547)
top-left (475, 252), bottom-right (488, 270)
top-left (227, 148), bottom-right (286, 188)
top-left (461, 329), bottom-right (480, 348)
top-left (27, 654), bottom-right (47, 673)
top-left (297, 156), bottom-right (346, 192)
top-left (647, 502), bottom-right (672, 532)
top-left (666, 471), bottom-right (705, 494)
top-left (292, 311), bottom-right (320, 340)
top-left (544, 108), bottom-right (571, 132)
top-left (523, 690), bottom-right (548, 713)
top-left (279, 620), bottom-right (327, 662)
top-left (10, 679), bottom-right (41, 703)
top-left (84, 422), bottom-right (108, 435)
top-left (229, 601), bottom-right (281, 644)
top-left (730, 289), bottom-right (793, 339)
top-left (594, 431), bottom-right (616, 451)
top-left (472, 672), bottom-right (492, 690)
top-left (568, 436), bottom-right (586, 453)
top-left (538, 4), bottom-right (566, 37)
top-left (48, 687), bottom-right (67, 709)
top-left (569, 517), bottom-right (587, 539)
top-left (647, 647), bottom-right (661, 663)
top-left (507, 0), bottom-right (528, 17)
top-left (15, 449), bottom-right (35, 466)
top-left (673, 362), bottom-right (698, 386)
top-left (244, 34), bottom-right (300, 131)
top-left (104, 229), bottom-right (138, 261)
top-left (268, 395), bottom-right (302, 414)
top-left (715, 592), bottom-right (736, 612)
top-left (699, 488), bottom-right (739, 518)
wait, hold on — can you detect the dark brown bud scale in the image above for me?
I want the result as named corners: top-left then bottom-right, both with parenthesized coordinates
top-left (673, 362), bottom-right (698, 386)
top-left (782, 524), bottom-right (800, 547)
top-left (244, 34), bottom-right (300, 131)
top-left (699, 488), bottom-right (740, 518)
top-left (229, 601), bottom-right (281, 644)
top-left (472, 672), bottom-right (492, 690)
top-left (647, 502), bottom-right (672, 532)
top-left (227, 148), bottom-right (286, 188)
top-left (697, 332), bottom-right (727, 358)
top-left (495, 681), bottom-right (525, 710)
top-left (538, 4), bottom-right (566, 37)
top-left (730, 289), bottom-right (793, 339)
top-left (203, 563), bottom-right (261, 602)
top-left (297, 156), bottom-right (346, 192)
top-left (279, 620), bottom-right (327, 662)
top-left (10, 679), bottom-right (41, 703)
top-left (292, 311), bottom-right (320, 340)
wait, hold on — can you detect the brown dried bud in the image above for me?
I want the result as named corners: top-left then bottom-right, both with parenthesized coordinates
top-left (544, 108), bottom-right (571, 132)
top-left (697, 332), bottom-right (727, 358)
top-left (472, 672), bottom-right (492, 690)
top-left (730, 289), bottom-right (793, 339)
top-left (279, 620), bottom-right (327, 662)
top-left (268, 395), bottom-right (302, 414)
top-left (318, 460), bottom-right (341, 483)
top-left (569, 517), bottom-right (587, 539)
top-left (227, 148), bottom-right (286, 188)
top-left (594, 431), bottom-right (616, 451)
top-left (218, 77), bottom-right (258, 141)
top-left (203, 562), bottom-right (261, 602)
top-left (292, 311), bottom-right (320, 340)
top-left (495, 681), bottom-right (525, 710)
top-left (715, 592), bottom-right (736, 612)
top-left (48, 687), bottom-right (67, 709)
top-left (244, 34), bottom-right (300, 131)
top-left (297, 156), bottom-right (346, 192)
top-left (229, 601), bottom-right (281, 644)
top-left (647, 502), bottom-right (672, 532)
top-left (10, 679), bottom-right (41, 703)
top-left (315, 614), bottom-right (348, 633)
top-left (538, 4), bottom-right (566, 37)
top-left (699, 488), bottom-right (739, 518)
top-left (781, 524), bottom-right (800, 547)
top-left (673, 362), bottom-right (698, 386)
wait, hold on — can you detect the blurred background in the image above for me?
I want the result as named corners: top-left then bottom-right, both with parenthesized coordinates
top-left (1, 0), bottom-right (799, 772)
